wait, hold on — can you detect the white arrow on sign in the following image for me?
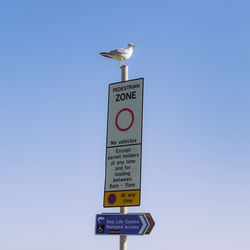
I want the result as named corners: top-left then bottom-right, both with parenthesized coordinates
top-left (97, 216), bottom-right (105, 223)
top-left (138, 215), bottom-right (149, 234)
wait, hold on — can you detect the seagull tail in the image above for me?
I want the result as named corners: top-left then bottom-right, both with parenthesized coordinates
top-left (99, 52), bottom-right (112, 59)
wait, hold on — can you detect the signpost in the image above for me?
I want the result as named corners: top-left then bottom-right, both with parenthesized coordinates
top-left (95, 62), bottom-right (155, 250)
top-left (104, 78), bottom-right (144, 207)
top-left (95, 213), bottom-right (155, 235)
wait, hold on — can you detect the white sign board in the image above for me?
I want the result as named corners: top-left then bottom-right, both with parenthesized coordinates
top-left (106, 78), bottom-right (143, 147)
top-left (105, 144), bottom-right (141, 191)
top-left (104, 78), bottom-right (144, 207)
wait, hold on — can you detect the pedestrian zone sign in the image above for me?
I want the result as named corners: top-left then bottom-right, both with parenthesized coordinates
top-left (104, 78), bottom-right (144, 207)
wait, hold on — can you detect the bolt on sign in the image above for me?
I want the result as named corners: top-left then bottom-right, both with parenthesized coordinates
top-left (104, 78), bottom-right (144, 207)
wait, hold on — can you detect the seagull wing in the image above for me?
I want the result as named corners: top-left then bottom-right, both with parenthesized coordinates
top-left (109, 48), bottom-right (128, 56)
top-left (100, 48), bottom-right (128, 61)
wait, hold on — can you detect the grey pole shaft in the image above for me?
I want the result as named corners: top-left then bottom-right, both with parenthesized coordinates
top-left (120, 65), bottom-right (128, 250)
top-left (121, 65), bottom-right (128, 82)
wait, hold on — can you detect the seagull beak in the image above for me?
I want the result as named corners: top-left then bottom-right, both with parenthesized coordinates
top-left (128, 43), bottom-right (136, 48)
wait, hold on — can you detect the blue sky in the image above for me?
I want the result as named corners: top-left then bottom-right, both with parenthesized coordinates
top-left (0, 1), bottom-right (249, 250)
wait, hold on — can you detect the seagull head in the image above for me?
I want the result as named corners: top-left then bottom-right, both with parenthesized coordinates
top-left (127, 43), bottom-right (135, 48)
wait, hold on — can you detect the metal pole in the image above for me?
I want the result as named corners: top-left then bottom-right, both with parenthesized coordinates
top-left (121, 65), bottom-right (128, 82)
top-left (120, 65), bottom-right (128, 250)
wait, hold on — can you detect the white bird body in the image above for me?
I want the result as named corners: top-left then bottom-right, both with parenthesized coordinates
top-left (100, 43), bottom-right (135, 66)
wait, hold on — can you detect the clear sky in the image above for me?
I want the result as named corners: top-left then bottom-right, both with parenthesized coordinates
top-left (0, 1), bottom-right (249, 250)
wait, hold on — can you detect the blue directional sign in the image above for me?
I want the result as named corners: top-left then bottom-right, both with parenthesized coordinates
top-left (95, 213), bottom-right (154, 235)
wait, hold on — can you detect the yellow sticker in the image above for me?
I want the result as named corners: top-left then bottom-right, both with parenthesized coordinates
top-left (104, 190), bottom-right (140, 207)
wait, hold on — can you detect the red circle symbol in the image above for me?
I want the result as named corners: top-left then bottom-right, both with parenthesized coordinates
top-left (115, 108), bottom-right (134, 132)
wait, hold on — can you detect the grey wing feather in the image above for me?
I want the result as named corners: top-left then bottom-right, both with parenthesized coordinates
top-left (99, 52), bottom-right (112, 58)
top-left (109, 48), bottom-right (127, 56)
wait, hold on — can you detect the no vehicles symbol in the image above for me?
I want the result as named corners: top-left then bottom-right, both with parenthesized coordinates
top-left (115, 108), bottom-right (134, 132)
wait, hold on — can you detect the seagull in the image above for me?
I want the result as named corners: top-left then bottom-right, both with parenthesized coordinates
top-left (99, 43), bottom-right (135, 66)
